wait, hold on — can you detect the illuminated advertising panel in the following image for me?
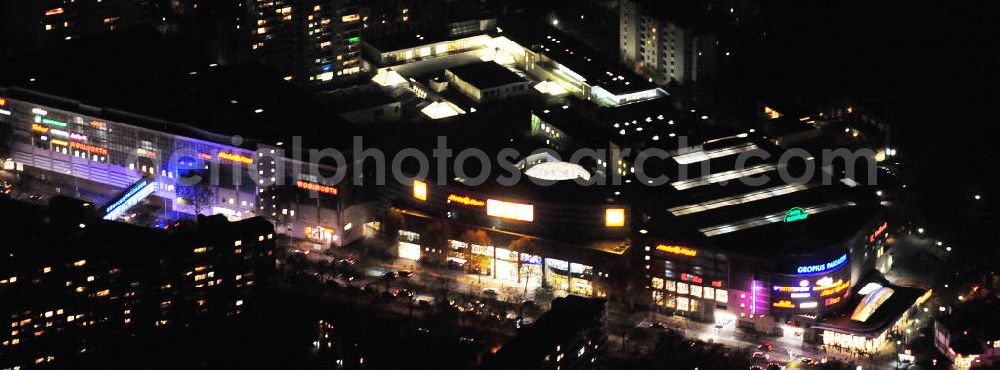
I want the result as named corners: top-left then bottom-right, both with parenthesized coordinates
top-left (486, 199), bottom-right (533, 222)
top-left (69, 142), bottom-right (108, 156)
top-left (398, 242), bottom-right (421, 261)
top-left (412, 180), bottom-right (427, 201)
top-left (305, 226), bottom-right (336, 244)
top-left (297, 180), bottom-right (338, 195)
top-left (605, 208), bottom-right (625, 227)
top-left (102, 178), bottom-right (157, 221)
top-left (447, 194), bottom-right (484, 207)
top-left (783, 207), bottom-right (808, 222)
top-left (218, 152), bottom-right (253, 164)
top-left (655, 245), bottom-right (697, 257)
top-left (795, 254), bottom-right (848, 275)
top-left (869, 222), bottom-right (888, 242)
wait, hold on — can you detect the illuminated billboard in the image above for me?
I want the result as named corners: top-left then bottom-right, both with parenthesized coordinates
top-left (655, 245), bottom-right (697, 257)
top-left (297, 180), bottom-right (338, 195)
top-left (783, 207), bottom-right (808, 223)
top-left (305, 226), bottom-right (336, 244)
top-left (605, 208), bottom-right (625, 227)
top-left (447, 194), bottom-right (485, 207)
top-left (486, 199), bottom-right (533, 222)
top-left (102, 177), bottom-right (157, 221)
top-left (795, 254), bottom-right (848, 275)
top-left (413, 180), bottom-right (427, 201)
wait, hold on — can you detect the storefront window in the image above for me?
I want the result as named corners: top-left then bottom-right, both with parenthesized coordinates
top-left (398, 242), bottom-right (421, 261)
top-left (678, 282), bottom-right (689, 295)
top-left (716, 289), bottom-right (728, 303)
top-left (691, 285), bottom-right (702, 298)
top-left (652, 277), bottom-right (664, 290)
top-left (704, 287), bottom-right (715, 300)
top-left (665, 280), bottom-right (676, 292)
top-left (677, 297), bottom-right (690, 311)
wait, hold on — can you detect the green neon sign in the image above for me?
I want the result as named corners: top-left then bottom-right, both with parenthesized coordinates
top-left (41, 118), bottom-right (67, 127)
top-left (784, 207), bottom-right (809, 223)
top-left (348, 36), bottom-right (360, 44)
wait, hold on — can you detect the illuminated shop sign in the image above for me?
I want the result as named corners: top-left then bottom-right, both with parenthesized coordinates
top-left (70, 132), bottom-right (87, 141)
top-left (49, 128), bottom-right (69, 137)
top-left (447, 194), bottom-right (484, 207)
top-left (136, 148), bottom-right (156, 157)
top-left (486, 199), bottom-right (534, 222)
top-left (795, 253), bottom-right (848, 275)
top-left (605, 208), bottom-right (625, 227)
top-left (783, 207), bottom-right (809, 223)
top-left (50, 139), bottom-right (68, 146)
top-left (348, 36), bottom-right (361, 44)
top-left (869, 222), bottom-right (888, 242)
top-left (824, 296), bottom-right (842, 306)
top-left (800, 301), bottom-right (818, 309)
top-left (31, 123), bottom-right (49, 133)
top-left (198, 153), bottom-right (213, 160)
top-left (297, 180), bottom-right (338, 195)
top-left (412, 180), bottom-right (427, 201)
top-left (218, 152), bottom-right (253, 164)
top-left (773, 286), bottom-right (811, 293)
top-left (520, 254), bottom-right (543, 265)
top-left (711, 280), bottom-right (724, 288)
top-left (655, 245), bottom-right (697, 257)
top-left (0, 98), bottom-right (5, 106)
top-left (35, 116), bottom-right (68, 127)
top-left (305, 226), bottom-right (336, 243)
top-left (773, 300), bottom-right (796, 309)
top-left (342, 14), bottom-right (360, 22)
top-left (88, 120), bottom-right (106, 129)
top-left (69, 142), bottom-right (108, 156)
top-left (819, 280), bottom-right (851, 297)
top-left (680, 273), bottom-right (703, 284)
top-left (102, 178), bottom-right (157, 221)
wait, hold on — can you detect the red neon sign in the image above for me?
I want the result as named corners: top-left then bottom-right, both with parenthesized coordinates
top-left (45, 8), bottom-right (64, 16)
top-left (32, 123), bottom-right (49, 133)
top-left (711, 280), bottom-right (723, 288)
top-left (680, 273), bottom-right (704, 284)
top-left (656, 245), bottom-right (697, 257)
top-left (198, 153), bottom-right (213, 160)
top-left (447, 194), bottom-right (485, 207)
top-left (869, 222), bottom-right (888, 242)
top-left (218, 152), bottom-right (252, 164)
top-left (297, 180), bottom-right (338, 195)
top-left (824, 296), bottom-right (842, 306)
top-left (69, 141), bottom-right (108, 156)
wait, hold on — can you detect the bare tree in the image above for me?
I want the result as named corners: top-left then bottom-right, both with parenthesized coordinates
top-left (177, 182), bottom-right (215, 216)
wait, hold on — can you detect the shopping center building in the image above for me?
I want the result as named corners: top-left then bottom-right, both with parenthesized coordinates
top-left (0, 36), bottom-right (371, 248)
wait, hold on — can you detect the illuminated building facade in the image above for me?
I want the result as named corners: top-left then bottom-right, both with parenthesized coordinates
top-left (934, 299), bottom-right (1000, 368)
top-left (0, 197), bottom-right (276, 369)
top-left (388, 178), bottom-right (630, 298)
top-left (0, 85), bottom-right (365, 248)
top-left (248, 0), bottom-right (363, 87)
top-left (0, 0), bottom-right (156, 55)
top-left (619, 0), bottom-right (720, 86)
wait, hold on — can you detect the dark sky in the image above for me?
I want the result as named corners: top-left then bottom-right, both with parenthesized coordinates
top-left (753, 0), bottom-right (1000, 268)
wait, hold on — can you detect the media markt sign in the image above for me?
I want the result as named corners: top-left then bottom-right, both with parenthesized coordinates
top-left (783, 207), bottom-right (809, 223)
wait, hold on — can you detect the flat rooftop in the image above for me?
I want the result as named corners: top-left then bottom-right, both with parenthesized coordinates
top-left (813, 273), bottom-right (927, 338)
top-left (633, 131), bottom-right (882, 257)
top-left (499, 17), bottom-right (659, 96)
top-left (446, 61), bottom-right (526, 89)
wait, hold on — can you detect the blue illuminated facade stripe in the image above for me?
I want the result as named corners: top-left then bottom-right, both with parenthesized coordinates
top-left (103, 179), bottom-right (157, 220)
